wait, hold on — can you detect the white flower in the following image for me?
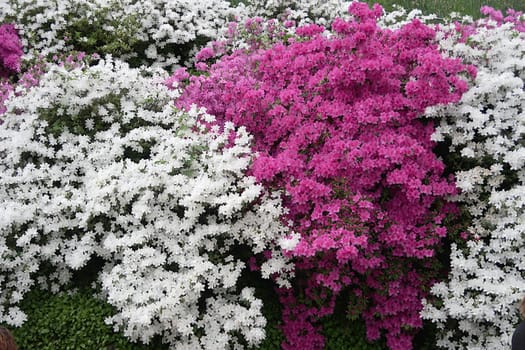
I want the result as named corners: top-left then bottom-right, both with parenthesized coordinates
top-left (0, 58), bottom-right (293, 349)
top-left (278, 232), bottom-right (301, 251)
top-left (422, 23), bottom-right (525, 350)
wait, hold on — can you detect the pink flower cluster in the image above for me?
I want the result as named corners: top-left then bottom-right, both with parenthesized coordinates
top-left (0, 61), bottom-right (47, 117)
top-left (453, 6), bottom-right (525, 42)
top-left (0, 23), bottom-right (23, 78)
top-left (480, 5), bottom-right (525, 32)
top-left (173, 3), bottom-right (473, 349)
top-left (0, 23), bottom-right (23, 116)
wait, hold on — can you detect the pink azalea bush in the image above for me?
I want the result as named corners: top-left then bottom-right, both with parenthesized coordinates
top-left (449, 5), bottom-right (525, 42)
top-left (480, 5), bottom-right (525, 31)
top-left (0, 22), bottom-right (23, 115)
top-left (172, 3), bottom-right (473, 349)
top-left (0, 23), bottom-right (23, 78)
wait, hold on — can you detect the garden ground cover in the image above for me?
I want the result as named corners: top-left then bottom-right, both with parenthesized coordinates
top-left (1, 1), bottom-right (525, 350)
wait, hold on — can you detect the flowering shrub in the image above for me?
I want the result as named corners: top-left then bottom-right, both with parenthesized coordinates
top-left (0, 50), bottom-right (93, 121)
top-left (421, 20), bottom-right (525, 350)
top-left (174, 3), bottom-right (472, 349)
top-left (0, 23), bottom-right (23, 78)
top-left (243, 0), bottom-right (351, 26)
top-left (0, 22), bottom-right (23, 115)
top-left (101, 0), bottom-right (246, 68)
top-left (0, 1), bottom-right (99, 58)
top-left (0, 58), bottom-right (297, 349)
top-left (480, 6), bottom-right (525, 31)
top-left (0, 0), bottom-right (246, 69)
top-left (3, 1), bottom-right (525, 349)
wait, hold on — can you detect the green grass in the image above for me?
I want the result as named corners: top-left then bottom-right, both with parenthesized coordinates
top-left (232, 0), bottom-right (525, 20)
top-left (367, 0), bottom-right (525, 19)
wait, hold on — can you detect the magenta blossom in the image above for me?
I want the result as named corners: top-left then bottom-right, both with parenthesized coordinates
top-left (0, 23), bottom-right (23, 78)
top-left (454, 6), bottom-right (525, 43)
top-left (173, 2), bottom-right (473, 349)
top-left (480, 6), bottom-right (525, 32)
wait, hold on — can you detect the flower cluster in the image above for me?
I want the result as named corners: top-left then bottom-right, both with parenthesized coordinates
top-left (0, 23), bottom-right (23, 78)
top-left (421, 20), bottom-right (525, 350)
top-left (0, 22), bottom-right (23, 115)
top-left (3, 1), bottom-right (525, 349)
top-left (0, 51), bottom-right (94, 121)
top-left (174, 3), bottom-right (472, 349)
top-left (0, 82), bottom-right (13, 115)
top-left (0, 58), bottom-right (295, 349)
top-left (103, 0), bottom-right (246, 68)
top-left (0, 0), bottom-right (248, 69)
top-left (0, 0), bottom-right (98, 58)
top-left (243, 0), bottom-right (351, 26)
top-left (480, 5), bottom-right (525, 32)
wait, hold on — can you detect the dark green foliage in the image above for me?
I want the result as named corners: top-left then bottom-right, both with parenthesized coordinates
top-left (413, 320), bottom-right (440, 350)
top-left (323, 314), bottom-right (385, 350)
top-left (3, 289), bottom-right (168, 350)
top-left (250, 287), bottom-right (285, 350)
top-left (63, 9), bottom-right (140, 60)
top-left (2, 285), bottom-right (443, 350)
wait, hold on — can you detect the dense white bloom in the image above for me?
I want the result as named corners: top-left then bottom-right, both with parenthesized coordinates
top-left (0, 0), bottom-right (246, 68)
top-left (0, 0), bottom-right (100, 57)
top-left (0, 58), bottom-right (294, 348)
top-left (376, 4), bottom-right (453, 29)
top-left (244, 0), bottom-right (351, 25)
top-left (422, 23), bottom-right (525, 349)
top-left (112, 0), bottom-right (246, 68)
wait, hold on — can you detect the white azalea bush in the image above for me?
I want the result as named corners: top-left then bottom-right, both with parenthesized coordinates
top-left (0, 0), bottom-right (246, 68)
top-left (103, 0), bottom-right (246, 67)
top-left (243, 0), bottom-right (350, 25)
top-left (377, 5), bottom-right (447, 29)
top-left (421, 23), bottom-right (525, 349)
top-left (0, 0), bottom-right (122, 58)
top-left (0, 58), bottom-right (296, 349)
top-left (244, 0), bottom-right (446, 28)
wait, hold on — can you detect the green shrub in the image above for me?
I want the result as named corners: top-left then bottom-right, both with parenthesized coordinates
top-left (3, 289), bottom-right (167, 350)
top-left (323, 315), bottom-right (386, 350)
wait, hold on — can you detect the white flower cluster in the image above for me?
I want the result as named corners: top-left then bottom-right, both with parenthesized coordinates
top-left (376, 5), bottom-right (446, 29)
top-left (0, 0), bottom-right (101, 57)
top-left (0, 58), bottom-right (296, 348)
top-left (421, 23), bottom-right (525, 349)
top-left (109, 0), bottom-right (245, 67)
top-left (244, 0), bottom-right (351, 26)
top-left (0, 0), bottom-right (246, 68)
top-left (246, 0), bottom-right (450, 28)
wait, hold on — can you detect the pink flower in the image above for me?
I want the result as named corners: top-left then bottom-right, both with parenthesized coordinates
top-left (172, 3), bottom-right (473, 348)
top-left (296, 24), bottom-right (325, 37)
top-left (0, 23), bottom-right (23, 78)
top-left (195, 47), bottom-right (214, 62)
